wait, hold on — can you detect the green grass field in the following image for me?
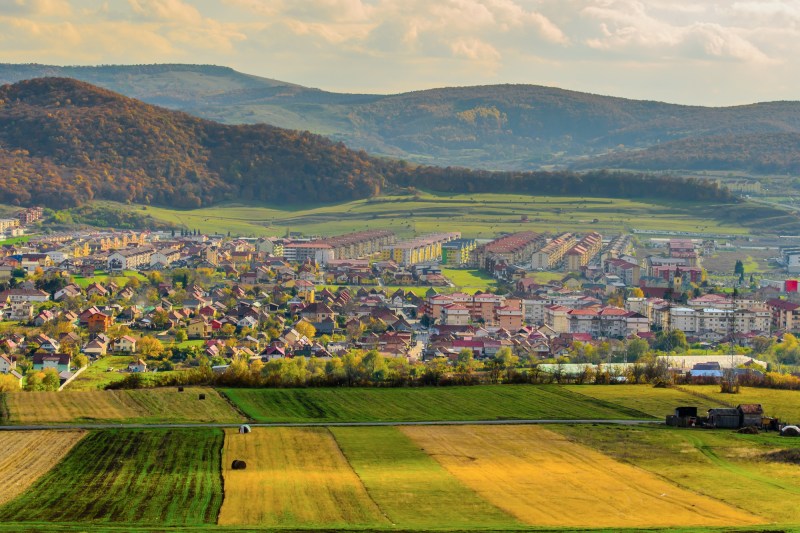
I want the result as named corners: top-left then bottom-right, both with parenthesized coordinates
top-left (331, 426), bottom-right (519, 528)
top-left (71, 270), bottom-right (147, 288)
top-left (221, 385), bottom-right (653, 423)
top-left (564, 385), bottom-right (723, 418)
top-left (680, 385), bottom-right (800, 423)
top-left (440, 268), bottom-right (498, 291)
top-left (0, 429), bottom-right (223, 526)
top-left (0, 235), bottom-right (32, 245)
top-left (102, 191), bottom-right (750, 238)
top-left (64, 356), bottom-right (132, 391)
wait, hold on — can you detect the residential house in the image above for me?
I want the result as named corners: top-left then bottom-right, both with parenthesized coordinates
top-left (32, 353), bottom-right (71, 373)
top-left (114, 335), bottom-right (137, 353)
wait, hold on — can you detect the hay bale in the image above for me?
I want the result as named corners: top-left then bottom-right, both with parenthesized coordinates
top-left (231, 460), bottom-right (247, 470)
top-left (198, 393), bottom-right (206, 400)
top-left (737, 426), bottom-right (759, 434)
top-left (781, 425), bottom-right (800, 437)
top-left (177, 386), bottom-right (184, 392)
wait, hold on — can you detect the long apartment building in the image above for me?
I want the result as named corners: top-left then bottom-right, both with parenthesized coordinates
top-left (564, 232), bottom-right (602, 272)
top-left (382, 232), bottom-right (460, 267)
top-left (107, 245), bottom-right (156, 271)
top-left (284, 230), bottom-right (395, 265)
top-left (470, 231), bottom-right (544, 270)
top-left (531, 233), bottom-right (576, 270)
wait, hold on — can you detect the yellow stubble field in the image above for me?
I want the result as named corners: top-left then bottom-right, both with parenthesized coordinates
top-left (218, 427), bottom-right (388, 528)
top-left (0, 430), bottom-right (86, 505)
top-left (5, 388), bottom-right (242, 424)
top-left (402, 425), bottom-right (764, 529)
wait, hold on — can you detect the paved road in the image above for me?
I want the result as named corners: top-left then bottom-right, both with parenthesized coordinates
top-left (0, 418), bottom-right (660, 431)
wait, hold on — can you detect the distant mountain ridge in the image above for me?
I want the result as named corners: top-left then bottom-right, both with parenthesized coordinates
top-left (0, 77), bottom-right (735, 212)
top-left (2, 63), bottom-right (800, 172)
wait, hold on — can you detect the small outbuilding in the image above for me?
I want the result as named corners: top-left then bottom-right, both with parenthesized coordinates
top-left (708, 408), bottom-right (741, 429)
top-left (737, 404), bottom-right (764, 428)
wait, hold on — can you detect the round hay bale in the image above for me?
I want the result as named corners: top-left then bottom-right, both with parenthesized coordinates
top-left (781, 425), bottom-right (800, 437)
top-left (177, 386), bottom-right (184, 392)
top-left (198, 393), bottom-right (206, 400)
top-left (231, 460), bottom-right (247, 470)
top-left (737, 426), bottom-right (759, 435)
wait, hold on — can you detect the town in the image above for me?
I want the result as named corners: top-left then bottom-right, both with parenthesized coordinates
top-left (1, 205), bottom-right (799, 392)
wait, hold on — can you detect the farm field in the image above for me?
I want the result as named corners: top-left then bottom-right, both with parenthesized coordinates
top-left (220, 385), bottom-right (653, 423)
top-left (680, 385), bottom-right (800, 423)
top-left (63, 356), bottom-right (132, 391)
top-left (115, 191), bottom-right (749, 239)
top-left (219, 427), bottom-right (386, 528)
top-left (0, 430), bottom-right (85, 505)
top-left (565, 385), bottom-right (721, 418)
top-left (402, 425), bottom-right (763, 528)
top-left (5, 388), bottom-right (244, 424)
top-left (331, 426), bottom-right (519, 528)
top-left (0, 429), bottom-right (223, 526)
top-left (553, 424), bottom-right (800, 524)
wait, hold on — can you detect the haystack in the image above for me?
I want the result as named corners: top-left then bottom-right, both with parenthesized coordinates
top-left (238, 424), bottom-right (251, 434)
top-left (781, 425), bottom-right (800, 437)
top-left (231, 460), bottom-right (247, 470)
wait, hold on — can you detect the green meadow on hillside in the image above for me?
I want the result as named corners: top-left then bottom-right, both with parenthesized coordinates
top-left (102, 191), bottom-right (749, 238)
top-left (221, 385), bottom-right (652, 423)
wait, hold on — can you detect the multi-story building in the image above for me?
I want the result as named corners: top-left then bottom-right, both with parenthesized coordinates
top-left (766, 299), bottom-right (800, 333)
top-left (382, 233), bottom-right (460, 267)
top-left (107, 246), bottom-right (156, 271)
top-left (564, 232), bottom-right (602, 272)
top-left (441, 239), bottom-right (477, 266)
top-left (531, 233), bottom-right (576, 270)
top-left (471, 232), bottom-right (544, 270)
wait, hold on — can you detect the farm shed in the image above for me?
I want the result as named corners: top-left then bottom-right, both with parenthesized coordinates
top-left (737, 404), bottom-right (764, 427)
top-left (708, 408), bottom-right (741, 429)
top-left (666, 406), bottom-right (698, 427)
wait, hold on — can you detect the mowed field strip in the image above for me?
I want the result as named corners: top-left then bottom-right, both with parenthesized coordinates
top-left (402, 425), bottom-right (764, 528)
top-left (0, 429), bottom-right (224, 526)
top-left (219, 427), bottom-right (387, 527)
top-left (0, 430), bottom-right (85, 505)
top-left (221, 385), bottom-right (651, 423)
top-left (330, 426), bottom-right (519, 529)
top-left (5, 388), bottom-right (244, 424)
top-left (564, 385), bottom-right (721, 418)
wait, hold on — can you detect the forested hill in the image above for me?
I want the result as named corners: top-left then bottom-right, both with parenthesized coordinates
top-left (0, 78), bottom-right (387, 208)
top-left (0, 77), bottom-right (735, 210)
top-left (2, 64), bottom-right (800, 172)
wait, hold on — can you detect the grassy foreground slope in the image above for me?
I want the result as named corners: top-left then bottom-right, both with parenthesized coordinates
top-left (331, 426), bottom-right (519, 528)
top-left (403, 425), bottom-right (762, 528)
top-left (5, 388), bottom-right (244, 424)
top-left (553, 424), bottom-right (800, 524)
top-left (221, 385), bottom-right (652, 423)
top-left (0, 429), bottom-right (223, 526)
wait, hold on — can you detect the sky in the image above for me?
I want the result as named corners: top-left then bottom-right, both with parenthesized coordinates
top-left (0, 0), bottom-right (798, 106)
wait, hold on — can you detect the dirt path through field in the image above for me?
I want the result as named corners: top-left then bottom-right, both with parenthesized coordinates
top-left (403, 425), bottom-right (765, 528)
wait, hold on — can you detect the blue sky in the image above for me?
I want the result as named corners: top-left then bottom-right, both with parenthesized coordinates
top-left (0, 0), bottom-right (798, 105)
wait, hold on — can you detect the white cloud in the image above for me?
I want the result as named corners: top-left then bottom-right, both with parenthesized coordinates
top-left (1, 0), bottom-right (800, 104)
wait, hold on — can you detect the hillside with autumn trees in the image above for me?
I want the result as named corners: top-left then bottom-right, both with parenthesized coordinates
top-left (3, 64), bottom-right (800, 172)
top-left (0, 77), bottom-right (736, 210)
